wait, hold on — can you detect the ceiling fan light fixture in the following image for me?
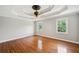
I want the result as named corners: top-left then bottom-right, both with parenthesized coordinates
top-left (32, 5), bottom-right (41, 17)
top-left (34, 11), bottom-right (39, 17)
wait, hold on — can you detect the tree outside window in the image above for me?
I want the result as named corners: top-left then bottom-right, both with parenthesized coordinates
top-left (56, 18), bottom-right (68, 34)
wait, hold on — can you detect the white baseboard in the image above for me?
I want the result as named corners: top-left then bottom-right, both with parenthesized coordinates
top-left (39, 35), bottom-right (79, 44)
top-left (1, 34), bottom-right (79, 45)
top-left (0, 33), bottom-right (34, 43)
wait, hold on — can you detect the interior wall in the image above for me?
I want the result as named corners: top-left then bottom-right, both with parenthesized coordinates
top-left (78, 15), bottom-right (79, 41)
top-left (0, 16), bottom-right (34, 42)
top-left (0, 13), bottom-right (79, 43)
top-left (36, 14), bottom-right (79, 43)
top-left (77, 14), bottom-right (79, 41)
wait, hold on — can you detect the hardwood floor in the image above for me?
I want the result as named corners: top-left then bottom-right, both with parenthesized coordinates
top-left (0, 35), bottom-right (79, 53)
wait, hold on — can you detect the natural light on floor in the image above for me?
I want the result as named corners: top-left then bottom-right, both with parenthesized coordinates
top-left (38, 38), bottom-right (42, 49)
top-left (57, 45), bottom-right (67, 53)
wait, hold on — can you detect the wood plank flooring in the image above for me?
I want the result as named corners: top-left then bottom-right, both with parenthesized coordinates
top-left (0, 35), bottom-right (79, 53)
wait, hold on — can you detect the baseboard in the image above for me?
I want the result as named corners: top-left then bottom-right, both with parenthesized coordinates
top-left (1, 34), bottom-right (79, 45)
top-left (38, 35), bottom-right (79, 44)
top-left (0, 33), bottom-right (34, 43)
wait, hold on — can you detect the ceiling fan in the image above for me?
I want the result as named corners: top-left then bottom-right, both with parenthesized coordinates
top-left (13, 5), bottom-right (67, 21)
top-left (23, 5), bottom-right (54, 17)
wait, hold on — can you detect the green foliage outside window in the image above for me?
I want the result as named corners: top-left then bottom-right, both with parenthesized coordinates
top-left (57, 19), bottom-right (66, 32)
top-left (37, 22), bottom-right (43, 33)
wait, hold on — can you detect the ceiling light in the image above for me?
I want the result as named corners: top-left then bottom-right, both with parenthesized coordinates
top-left (32, 5), bottom-right (41, 17)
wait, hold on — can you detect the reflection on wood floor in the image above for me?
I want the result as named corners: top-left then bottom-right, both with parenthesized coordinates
top-left (0, 35), bottom-right (79, 53)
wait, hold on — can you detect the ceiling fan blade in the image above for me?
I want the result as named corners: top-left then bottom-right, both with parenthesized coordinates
top-left (39, 6), bottom-right (68, 18)
top-left (23, 9), bottom-right (34, 16)
top-left (12, 9), bottom-right (35, 19)
top-left (17, 15), bottom-right (35, 19)
top-left (39, 5), bottom-right (54, 15)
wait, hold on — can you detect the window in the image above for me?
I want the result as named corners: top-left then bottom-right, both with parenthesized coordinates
top-left (37, 22), bottom-right (43, 33)
top-left (56, 18), bottom-right (68, 34)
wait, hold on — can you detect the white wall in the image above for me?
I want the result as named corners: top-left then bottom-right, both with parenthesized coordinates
top-left (78, 15), bottom-right (79, 42)
top-left (77, 14), bottom-right (79, 42)
top-left (0, 16), bottom-right (34, 42)
top-left (36, 14), bottom-right (79, 43)
top-left (0, 13), bottom-right (79, 43)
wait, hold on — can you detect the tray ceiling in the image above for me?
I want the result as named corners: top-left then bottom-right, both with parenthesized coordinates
top-left (0, 5), bottom-right (79, 21)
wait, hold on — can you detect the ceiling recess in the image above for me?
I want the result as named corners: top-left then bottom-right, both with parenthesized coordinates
top-left (12, 5), bottom-right (67, 21)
